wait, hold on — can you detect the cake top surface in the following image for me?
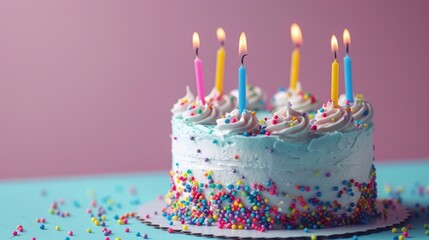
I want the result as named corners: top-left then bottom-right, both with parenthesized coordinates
top-left (172, 85), bottom-right (374, 139)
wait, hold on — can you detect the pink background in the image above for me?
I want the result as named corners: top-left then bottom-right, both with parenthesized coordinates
top-left (1, 1), bottom-right (428, 179)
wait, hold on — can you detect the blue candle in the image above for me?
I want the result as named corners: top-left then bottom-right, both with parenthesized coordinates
top-left (344, 54), bottom-right (353, 102)
top-left (343, 29), bottom-right (353, 103)
top-left (238, 32), bottom-right (247, 113)
top-left (238, 64), bottom-right (246, 112)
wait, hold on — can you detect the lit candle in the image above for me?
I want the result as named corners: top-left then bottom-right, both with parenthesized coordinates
top-left (331, 35), bottom-right (339, 108)
top-left (238, 32), bottom-right (248, 113)
top-left (215, 28), bottom-right (226, 94)
top-left (289, 23), bottom-right (303, 91)
top-left (193, 32), bottom-right (205, 104)
top-left (343, 29), bottom-right (353, 103)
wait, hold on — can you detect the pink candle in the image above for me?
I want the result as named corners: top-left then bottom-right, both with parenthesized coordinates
top-left (193, 32), bottom-right (205, 104)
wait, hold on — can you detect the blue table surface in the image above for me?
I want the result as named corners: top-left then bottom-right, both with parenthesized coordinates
top-left (1, 160), bottom-right (429, 240)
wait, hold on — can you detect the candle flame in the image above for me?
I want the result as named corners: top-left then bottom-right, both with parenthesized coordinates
top-left (290, 23), bottom-right (303, 47)
top-left (193, 32), bottom-right (200, 49)
top-left (343, 29), bottom-right (351, 46)
top-left (239, 32), bottom-right (247, 55)
top-left (331, 35), bottom-right (338, 52)
top-left (217, 27), bottom-right (226, 44)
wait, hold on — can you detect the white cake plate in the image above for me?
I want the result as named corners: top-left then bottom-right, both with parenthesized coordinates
top-left (136, 199), bottom-right (409, 239)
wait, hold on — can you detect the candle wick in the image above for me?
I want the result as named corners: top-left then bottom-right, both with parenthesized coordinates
top-left (195, 48), bottom-right (199, 57)
top-left (241, 54), bottom-right (248, 65)
top-left (220, 41), bottom-right (225, 47)
top-left (334, 51), bottom-right (337, 59)
top-left (346, 44), bottom-right (349, 54)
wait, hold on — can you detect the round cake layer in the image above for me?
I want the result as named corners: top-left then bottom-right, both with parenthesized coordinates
top-left (166, 115), bottom-right (377, 230)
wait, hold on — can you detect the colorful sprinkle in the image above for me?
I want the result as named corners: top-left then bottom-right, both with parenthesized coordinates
top-left (165, 164), bottom-right (378, 231)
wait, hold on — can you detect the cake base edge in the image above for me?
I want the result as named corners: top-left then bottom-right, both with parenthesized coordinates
top-left (136, 199), bottom-right (409, 239)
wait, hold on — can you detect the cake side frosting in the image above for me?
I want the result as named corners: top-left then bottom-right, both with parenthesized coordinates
top-left (166, 114), bottom-right (377, 231)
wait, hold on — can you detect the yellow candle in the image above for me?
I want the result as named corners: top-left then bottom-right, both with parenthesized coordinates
top-left (289, 23), bottom-right (302, 91)
top-left (331, 59), bottom-right (339, 107)
top-left (215, 28), bottom-right (226, 94)
top-left (290, 48), bottom-right (300, 91)
top-left (331, 35), bottom-right (339, 108)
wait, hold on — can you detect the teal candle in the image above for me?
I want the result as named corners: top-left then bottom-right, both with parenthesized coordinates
top-left (238, 64), bottom-right (246, 112)
top-left (343, 29), bottom-right (353, 103)
top-left (238, 32), bottom-right (248, 113)
top-left (344, 53), bottom-right (353, 102)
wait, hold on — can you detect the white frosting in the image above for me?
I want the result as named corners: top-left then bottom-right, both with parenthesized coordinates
top-left (272, 83), bottom-right (319, 113)
top-left (182, 100), bottom-right (219, 125)
top-left (215, 109), bottom-right (259, 135)
top-left (205, 88), bottom-right (236, 116)
top-left (231, 85), bottom-right (266, 111)
top-left (339, 94), bottom-right (374, 125)
top-left (265, 102), bottom-right (310, 138)
top-left (312, 100), bottom-right (353, 132)
top-left (171, 86), bottom-right (195, 117)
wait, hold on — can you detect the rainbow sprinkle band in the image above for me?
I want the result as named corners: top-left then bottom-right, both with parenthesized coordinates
top-left (164, 165), bottom-right (378, 231)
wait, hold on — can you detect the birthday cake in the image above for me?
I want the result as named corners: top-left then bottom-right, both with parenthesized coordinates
top-left (164, 28), bottom-right (377, 232)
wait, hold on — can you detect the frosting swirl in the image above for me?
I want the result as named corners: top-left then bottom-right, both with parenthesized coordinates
top-left (182, 100), bottom-right (219, 125)
top-left (339, 94), bottom-right (374, 125)
top-left (205, 88), bottom-right (236, 116)
top-left (312, 100), bottom-right (353, 132)
top-left (171, 86), bottom-right (195, 117)
top-left (272, 83), bottom-right (319, 113)
top-left (265, 102), bottom-right (310, 138)
top-left (215, 108), bottom-right (259, 135)
top-left (231, 85), bottom-right (266, 111)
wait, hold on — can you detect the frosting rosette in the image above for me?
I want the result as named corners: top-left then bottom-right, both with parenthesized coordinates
top-left (272, 84), bottom-right (319, 113)
top-left (215, 108), bottom-right (259, 135)
top-left (182, 100), bottom-right (219, 125)
top-left (205, 88), bottom-right (236, 116)
top-left (339, 94), bottom-right (374, 126)
top-left (171, 86), bottom-right (195, 117)
top-left (265, 102), bottom-right (310, 138)
top-left (311, 99), bottom-right (353, 132)
top-left (231, 85), bottom-right (266, 111)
